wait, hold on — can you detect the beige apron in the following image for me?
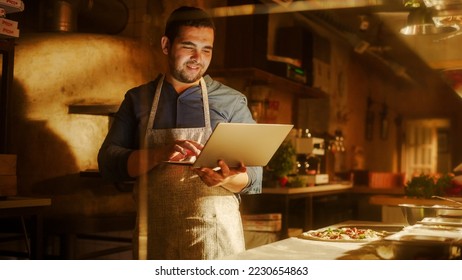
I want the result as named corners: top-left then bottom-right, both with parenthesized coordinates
top-left (135, 75), bottom-right (245, 260)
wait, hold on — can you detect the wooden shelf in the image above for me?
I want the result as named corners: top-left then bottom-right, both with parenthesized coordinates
top-left (351, 186), bottom-right (405, 195)
top-left (79, 169), bottom-right (101, 178)
top-left (68, 104), bottom-right (119, 116)
top-left (0, 196), bottom-right (51, 209)
top-left (208, 67), bottom-right (327, 98)
top-left (263, 183), bottom-right (352, 194)
top-left (369, 195), bottom-right (462, 207)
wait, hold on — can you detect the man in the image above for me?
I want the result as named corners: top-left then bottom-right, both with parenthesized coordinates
top-left (98, 6), bottom-right (262, 260)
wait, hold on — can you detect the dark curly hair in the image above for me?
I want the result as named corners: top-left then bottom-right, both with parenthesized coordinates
top-left (164, 6), bottom-right (215, 42)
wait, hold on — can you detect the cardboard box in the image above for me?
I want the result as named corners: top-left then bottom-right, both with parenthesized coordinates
top-left (0, 154), bottom-right (17, 196)
top-left (0, 0), bottom-right (24, 13)
top-left (369, 172), bottom-right (405, 189)
top-left (242, 219), bottom-right (282, 232)
top-left (241, 213), bottom-right (282, 221)
top-left (0, 17), bottom-right (18, 29)
top-left (242, 213), bottom-right (282, 232)
top-left (0, 25), bottom-right (19, 37)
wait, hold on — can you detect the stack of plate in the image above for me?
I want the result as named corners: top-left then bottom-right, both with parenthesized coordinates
top-left (383, 216), bottom-right (462, 259)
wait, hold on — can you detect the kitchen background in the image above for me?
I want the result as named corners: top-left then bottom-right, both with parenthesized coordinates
top-left (1, 0), bottom-right (462, 259)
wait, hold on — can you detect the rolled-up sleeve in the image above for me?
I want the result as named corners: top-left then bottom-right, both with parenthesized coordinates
top-left (205, 76), bottom-right (263, 195)
top-left (240, 166), bottom-right (262, 194)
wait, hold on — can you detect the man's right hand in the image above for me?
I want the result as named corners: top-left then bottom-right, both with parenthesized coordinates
top-left (168, 140), bottom-right (203, 162)
top-left (127, 140), bottom-right (204, 177)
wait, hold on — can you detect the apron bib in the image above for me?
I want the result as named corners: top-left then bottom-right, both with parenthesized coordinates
top-left (135, 75), bottom-right (245, 260)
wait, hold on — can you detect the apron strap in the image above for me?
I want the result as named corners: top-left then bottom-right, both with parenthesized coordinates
top-left (199, 77), bottom-right (213, 136)
top-left (144, 75), bottom-right (164, 142)
top-left (138, 75), bottom-right (212, 259)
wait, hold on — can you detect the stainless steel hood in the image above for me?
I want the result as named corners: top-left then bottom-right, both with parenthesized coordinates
top-left (210, 0), bottom-right (462, 96)
top-left (377, 1), bottom-right (462, 70)
top-left (256, 0), bottom-right (462, 71)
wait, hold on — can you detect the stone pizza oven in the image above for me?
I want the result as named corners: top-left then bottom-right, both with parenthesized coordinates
top-left (8, 32), bottom-right (157, 254)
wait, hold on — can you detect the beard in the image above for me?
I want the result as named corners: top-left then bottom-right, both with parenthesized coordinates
top-left (170, 60), bottom-right (206, 84)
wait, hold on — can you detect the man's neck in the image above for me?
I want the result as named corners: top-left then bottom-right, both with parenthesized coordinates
top-left (165, 75), bottom-right (201, 94)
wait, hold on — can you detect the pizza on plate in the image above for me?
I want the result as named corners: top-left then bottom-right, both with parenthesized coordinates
top-left (301, 227), bottom-right (383, 242)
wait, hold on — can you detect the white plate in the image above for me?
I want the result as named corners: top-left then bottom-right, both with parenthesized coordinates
top-left (385, 231), bottom-right (461, 243)
top-left (405, 224), bottom-right (462, 233)
top-left (419, 217), bottom-right (462, 227)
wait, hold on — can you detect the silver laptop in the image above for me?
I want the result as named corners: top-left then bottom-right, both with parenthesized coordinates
top-left (191, 123), bottom-right (294, 168)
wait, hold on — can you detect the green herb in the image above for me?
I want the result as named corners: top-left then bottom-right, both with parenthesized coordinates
top-left (288, 175), bottom-right (305, 188)
top-left (404, 173), bottom-right (454, 198)
top-left (267, 141), bottom-right (296, 178)
top-left (403, 0), bottom-right (421, 8)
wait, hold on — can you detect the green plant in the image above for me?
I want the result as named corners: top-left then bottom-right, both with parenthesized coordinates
top-left (288, 175), bottom-right (305, 188)
top-left (405, 173), bottom-right (454, 198)
top-left (267, 141), bottom-right (296, 179)
top-left (403, 0), bottom-right (421, 8)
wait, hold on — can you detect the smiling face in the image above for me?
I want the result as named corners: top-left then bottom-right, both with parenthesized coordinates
top-left (161, 25), bottom-right (214, 91)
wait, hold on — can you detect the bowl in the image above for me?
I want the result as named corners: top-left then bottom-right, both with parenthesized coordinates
top-left (399, 204), bottom-right (438, 225)
top-left (399, 204), bottom-right (462, 225)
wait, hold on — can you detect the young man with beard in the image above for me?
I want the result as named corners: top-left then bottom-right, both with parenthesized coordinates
top-left (98, 6), bottom-right (262, 260)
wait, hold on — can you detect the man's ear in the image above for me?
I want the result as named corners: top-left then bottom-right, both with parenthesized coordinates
top-left (161, 36), bottom-right (169, 55)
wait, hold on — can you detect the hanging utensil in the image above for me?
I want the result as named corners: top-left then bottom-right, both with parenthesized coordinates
top-left (432, 195), bottom-right (462, 207)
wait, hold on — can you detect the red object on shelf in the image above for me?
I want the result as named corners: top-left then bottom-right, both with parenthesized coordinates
top-left (279, 176), bottom-right (288, 187)
top-left (446, 177), bottom-right (462, 196)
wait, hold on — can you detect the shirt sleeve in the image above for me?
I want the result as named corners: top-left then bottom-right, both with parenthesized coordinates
top-left (97, 93), bottom-right (136, 182)
top-left (240, 166), bottom-right (263, 194)
top-left (97, 82), bottom-right (154, 182)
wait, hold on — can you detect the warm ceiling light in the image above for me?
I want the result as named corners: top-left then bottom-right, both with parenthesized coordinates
top-left (400, 7), bottom-right (459, 35)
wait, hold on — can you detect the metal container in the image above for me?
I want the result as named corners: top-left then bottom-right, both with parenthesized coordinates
top-left (399, 204), bottom-right (439, 225)
top-left (399, 203), bottom-right (462, 225)
top-left (389, 234), bottom-right (462, 260)
top-left (383, 223), bottom-right (462, 260)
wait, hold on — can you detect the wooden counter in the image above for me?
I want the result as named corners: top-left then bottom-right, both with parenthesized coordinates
top-left (262, 184), bottom-right (405, 195)
top-left (223, 220), bottom-right (406, 260)
top-left (369, 195), bottom-right (462, 207)
top-left (0, 196), bottom-right (52, 259)
top-left (263, 183), bottom-right (352, 194)
top-left (350, 186), bottom-right (405, 195)
top-left (242, 184), bottom-right (411, 238)
top-left (368, 195), bottom-right (462, 224)
top-left (242, 183), bottom-right (353, 238)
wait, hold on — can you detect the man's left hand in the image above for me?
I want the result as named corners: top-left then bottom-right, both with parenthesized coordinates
top-left (192, 160), bottom-right (247, 190)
